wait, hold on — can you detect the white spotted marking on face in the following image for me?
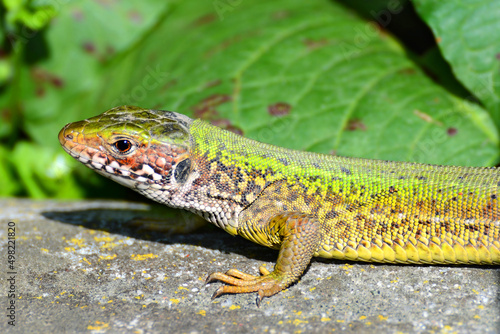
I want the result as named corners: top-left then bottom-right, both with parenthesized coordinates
top-left (92, 161), bottom-right (103, 169)
top-left (109, 161), bottom-right (121, 169)
top-left (93, 156), bottom-right (107, 165)
top-left (79, 156), bottom-right (89, 163)
top-left (135, 176), bottom-right (148, 183)
top-left (150, 183), bottom-right (162, 189)
top-left (142, 165), bottom-right (155, 175)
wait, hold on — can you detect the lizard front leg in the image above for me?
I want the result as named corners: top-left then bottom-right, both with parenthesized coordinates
top-left (206, 211), bottom-right (321, 306)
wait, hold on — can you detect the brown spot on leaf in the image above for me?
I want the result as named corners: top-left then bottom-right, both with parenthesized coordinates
top-left (205, 31), bottom-right (258, 58)
top-left (193, 107), bottom-right (219, 120)
top-left (82, 42), bottom-right (95, 54)
top-left (268, 102), bottom-right (291, 117)
top-left (202, 94), bottom-right (231, 108)
top-left (436, 37), bottom-right (442, 43)
top-left (303, 38), bottom-right (328, 50)
top-left (128, 10), bottom-right (143, 24)
top-left (162, 79), bottom-right (177, 92)
top-left (447, 127), bottom-right (457, 136)
top-left (51, 77), bottom-right (64, 88)
top-left (272, 11), bottom-right (290, 20)
top-left (192, 94), bottom-right (232, 120)
top-left (105, 45), bottom-right (115, 56)
top-left (204, 79), bottom-right (222, 89)
top-left (72, 9), bottom-right (84, 21)
top-left (346, 119), bottom-right (366, 131)
top-left (31, 68), bottom-right (64, 91)
top-left (398, 68), bottom-right (416, 75)
top-left (192, 13), bottom-right (217, 26)
top-left (496, 53), bottom-right (500, 60)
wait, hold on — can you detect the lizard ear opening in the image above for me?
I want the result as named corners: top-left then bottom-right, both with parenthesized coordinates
top-left (174, 158), bottom-right (191, 184)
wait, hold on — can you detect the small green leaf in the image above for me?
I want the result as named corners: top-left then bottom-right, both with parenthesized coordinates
top-left (10, 142), bottom-right (86, 198)
top-left (0, 146), bottom-right (19, 196)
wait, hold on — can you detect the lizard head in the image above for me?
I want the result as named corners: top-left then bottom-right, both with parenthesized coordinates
top-left (58, 106), bottom-right (194, 199)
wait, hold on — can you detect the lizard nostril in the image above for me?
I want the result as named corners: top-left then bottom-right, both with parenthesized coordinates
top-left (58, 126), bottom-right (74, 145)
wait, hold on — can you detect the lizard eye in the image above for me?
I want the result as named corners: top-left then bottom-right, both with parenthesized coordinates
top-left (113, 139), bottom-right (133, 153)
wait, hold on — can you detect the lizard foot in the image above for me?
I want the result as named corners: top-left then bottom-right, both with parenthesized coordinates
top-left (206, 212), bottom-right (321, 306)
top-left (206, 266), bottom-right (285, 306)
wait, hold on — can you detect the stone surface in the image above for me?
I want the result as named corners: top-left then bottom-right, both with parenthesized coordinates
top-left (0, 198), bottom-right (499, 333)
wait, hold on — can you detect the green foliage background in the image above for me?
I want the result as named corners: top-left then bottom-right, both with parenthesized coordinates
top-left (1, 0), bottom-right (499, 199)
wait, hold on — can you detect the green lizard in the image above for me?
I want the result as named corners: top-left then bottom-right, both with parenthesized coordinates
top-left (59, 106), bottom-right (500, 305)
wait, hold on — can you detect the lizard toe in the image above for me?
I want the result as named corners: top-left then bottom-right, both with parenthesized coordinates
top-left (207, 268), bottom-right (287, 303)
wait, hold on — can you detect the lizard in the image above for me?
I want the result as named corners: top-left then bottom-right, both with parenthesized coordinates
top-left (59, 105), bottom-right (500, 306)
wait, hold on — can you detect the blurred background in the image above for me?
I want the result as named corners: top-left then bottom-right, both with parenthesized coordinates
top-left (1, 0), bottom-right (499, 201)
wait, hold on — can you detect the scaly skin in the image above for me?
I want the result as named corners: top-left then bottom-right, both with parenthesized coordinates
top-left (59, 106), bottom-right (500, 305)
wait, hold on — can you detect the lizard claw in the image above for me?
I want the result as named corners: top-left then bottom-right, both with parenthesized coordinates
top-left (256, 290), bottom-right (265, 308)
top-left (205, 274), bottom-right (216, 285)
top-left (211, 286), bottom-right (225, 300)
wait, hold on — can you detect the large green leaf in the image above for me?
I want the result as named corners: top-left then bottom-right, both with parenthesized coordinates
top-left (414, 0), bottom-right (500, 127)
top-left (6, 0), bottom-right (500, 197)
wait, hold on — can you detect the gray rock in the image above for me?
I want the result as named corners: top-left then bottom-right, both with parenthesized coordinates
top-left (0, 199), bottom-right (499, 333)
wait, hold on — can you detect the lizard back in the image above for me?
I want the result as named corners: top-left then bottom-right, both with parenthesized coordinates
top-left (190, 119), bottom-right (500, 264)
